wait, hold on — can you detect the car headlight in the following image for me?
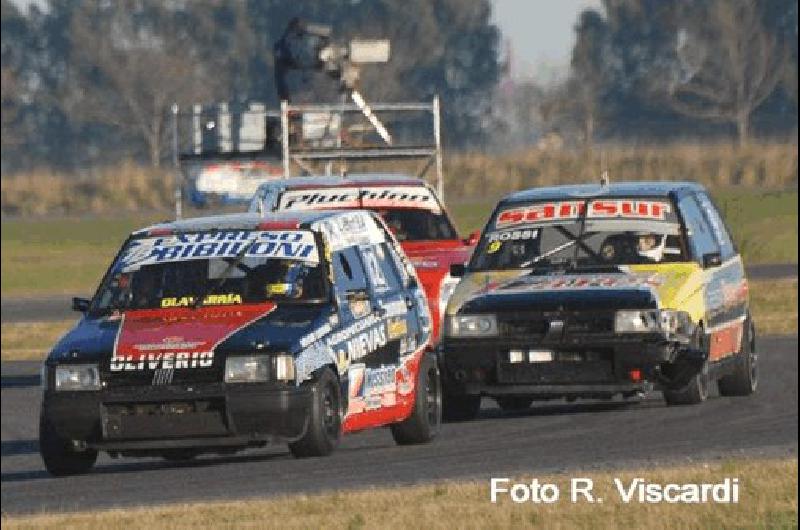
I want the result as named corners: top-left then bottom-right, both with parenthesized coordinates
top-left (54, 364), bottom-right (100, 391)
top-left (614, 309), bottom-right (683, 334)
top-left (446, 314), bottom-right (498, 337)
top-left (225, 355), bottom-right (269, 383)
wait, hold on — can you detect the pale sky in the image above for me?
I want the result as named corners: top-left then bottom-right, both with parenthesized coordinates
top-left (491, 0), bottom-right (603, 82)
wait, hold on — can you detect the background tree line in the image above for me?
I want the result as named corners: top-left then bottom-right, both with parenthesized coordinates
top-left (1, 0), bottom-right (501, 171)
top-left (494, 0), bottom-right (797, 151)
top-left (1, 0), bottom-right (797, 173)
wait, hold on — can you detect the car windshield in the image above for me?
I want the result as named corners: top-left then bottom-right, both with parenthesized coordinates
top-left (470, 197), bottom-right (689, 272)
top-left (91, 229), bottom-right (329, 312)
top-left (373, 208), bottom-right (457, 241)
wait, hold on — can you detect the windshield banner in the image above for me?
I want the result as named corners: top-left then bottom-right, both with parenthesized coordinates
top-left (495, 200), bottom-right (672, 228)
top-left (119, 230), bottom-right (318, 271)
top-left (278, 186), bottom-right (440, 212)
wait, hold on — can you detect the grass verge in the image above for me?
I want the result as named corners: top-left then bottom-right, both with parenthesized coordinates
top-left (1, 320), bottom-right (77, 361)
top-left (0, 280), bottom-right (794, 361)
top-left (2, 458), bottom-right (796, 529)
top-left (1, 191), bottom-right (796, 298)
top-left (750, 279), bottom-right (798, 336)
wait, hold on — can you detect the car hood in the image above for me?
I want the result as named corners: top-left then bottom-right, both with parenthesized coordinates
top-left (447, 263), bottom-right (705, 318)
top-left (48, 303), bottom-right (327, 364)
top-left (401, 240), bottom-right (474, 272)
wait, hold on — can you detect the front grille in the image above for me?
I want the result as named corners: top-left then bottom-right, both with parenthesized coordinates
top-left (103, 366), bottom-right (221, 388)
top-left (497, 310), bottom-right (614, 339)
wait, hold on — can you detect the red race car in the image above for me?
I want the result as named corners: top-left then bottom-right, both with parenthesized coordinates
top-left (250, 174), bottom-right (478, 341)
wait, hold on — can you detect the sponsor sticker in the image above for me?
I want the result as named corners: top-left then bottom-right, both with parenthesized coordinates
top-left (387, 317), bottom-right (408, 339)
top-left (311, 211), bottom-right (385, 252)
top-left (502, 274), bottom-right (664, 292)
top-left (278, 186), bottom-right (439, 212)
top-left (160, 293), bottom-right (242, 308)
top-left (496, 200), bottom-right (671, 228)
top-left (120, 230), bottom-right (319, 271)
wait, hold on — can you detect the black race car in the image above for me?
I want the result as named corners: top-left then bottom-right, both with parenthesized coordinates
top-left (40, 210), bottom-right (439, 475)
top-left (440, 182), bottom-right (756, 420)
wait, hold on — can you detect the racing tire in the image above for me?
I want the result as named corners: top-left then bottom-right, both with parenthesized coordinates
top-left (663, 327), bottom-right (710, 406)
top-left (442, 391), bottom-right (481, 422)
top-left (289, 367), bottom-right (341, 458)
top-left (39, 414), bottom-right (98, 476)
top-left (495, 396), bottom-right (533, 411)
top-left (718, 317), bottom-right (757, 397)
top-left (390, 353), bottom-right (442, 445)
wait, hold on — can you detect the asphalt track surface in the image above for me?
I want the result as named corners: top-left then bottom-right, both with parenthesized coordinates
top-left (1, 263), bottom-right (797, 323)
top-left (1, 336), bottom-right (796, 515)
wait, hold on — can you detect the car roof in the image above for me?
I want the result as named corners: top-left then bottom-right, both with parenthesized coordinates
top-left (134, 210), bottom-right (367, 235)
top-left (254, 173), bottom-right (428, 192)
top-left (500, 181), bottom-right (706, 205)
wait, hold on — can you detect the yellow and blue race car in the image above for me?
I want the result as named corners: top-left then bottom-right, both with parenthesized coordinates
top-left (441, 182), bottom-right (755, 420)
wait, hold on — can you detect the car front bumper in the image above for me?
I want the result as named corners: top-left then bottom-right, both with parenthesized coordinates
top-left (41, 382), bottom-right (311, 454)
top-left (440, 333), bottom-right (699, 398)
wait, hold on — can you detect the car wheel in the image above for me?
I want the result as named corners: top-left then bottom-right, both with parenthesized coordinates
top-left (718, 317), bottom-right (757, 396)
top-left (39, 414), bottom-right (97, 476)
top-left (495, 396), bottom-right (533, 411)
top-left (390, 353), bottom-right (442, 445)
top-left (664, 327), bottom-right (710, 406)
top-left (442, 390), bottom-right (481, 422)
top-left (289, 367), bottom-right (341, 458)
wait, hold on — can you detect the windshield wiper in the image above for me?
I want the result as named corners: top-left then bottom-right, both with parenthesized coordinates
top-left (191, 237), bottom-right (258, 309)
top-left (520, 240), bottom-right (576, 269)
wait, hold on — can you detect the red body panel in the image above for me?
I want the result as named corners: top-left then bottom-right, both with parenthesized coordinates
top-left (111, 304), bottom-right (276, 368)
top-left (401, 240), bottom-right (474, 342)
top-left (342, 344), bottom-right (426, 433)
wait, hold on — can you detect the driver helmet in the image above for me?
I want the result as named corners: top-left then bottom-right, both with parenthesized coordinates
top-left (265, 260), bottom-right (308, 299)
top-left (636, 232), bottom-right (667, 262)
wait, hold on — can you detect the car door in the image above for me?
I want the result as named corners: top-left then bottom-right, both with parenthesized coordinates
top-left (359, 243), bottom-right (408, 367)
top-left (693, 191), bottom-right (749, 360)
top-left (678, 193), bottom-right (745, 361)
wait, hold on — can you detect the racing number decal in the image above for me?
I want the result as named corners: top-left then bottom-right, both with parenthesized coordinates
top-left (361, 246), bottom-right (388, 291)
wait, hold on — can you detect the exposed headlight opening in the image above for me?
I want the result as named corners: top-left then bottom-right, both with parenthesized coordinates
top-left (224, 355), bottom-right (270, 383)
top-left (54, 364), bottom-right (100, 391)
top-left (273, 354), bottom-right (295, 381)
top-left (614, 309), bottom-right (686, 334)
top-left (446, 314), bottom-right (498, 337)
top-left (438, 274), bottom-right (461, 323)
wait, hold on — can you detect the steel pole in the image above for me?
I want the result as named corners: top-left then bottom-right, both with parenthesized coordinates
top-left (432, 94), bottom-right (444, 201)
top-left (172, 103), bottom-right (182, 220)
top-left (281, 100), bottom-right (290, 178)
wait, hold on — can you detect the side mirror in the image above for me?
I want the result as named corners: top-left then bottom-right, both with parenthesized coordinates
top-left (703, 252), bottom-right (722, 268)
top-left (450, 263), bottom-right (466, 278)
top-left (72, 297), bottom-right (90, 313)
top-left (464, 230), bottom-right (481, 246)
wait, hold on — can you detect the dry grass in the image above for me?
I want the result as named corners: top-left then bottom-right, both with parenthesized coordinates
top-left (750, 279), bottom-right (798, 336)
top-left (0, 320), bottom-right (76, 361)
top-left (2, 458), bottom-right (796, 529)
top-left (1, 144), bottom-right (796, 216)
top-left (1, 160), bottom-right (176, 216)
top-left (445, 142), bottom-right (798, 201)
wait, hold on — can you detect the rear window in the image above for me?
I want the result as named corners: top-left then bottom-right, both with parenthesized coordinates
top-left (270, 185), bottom-right (459, 241)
